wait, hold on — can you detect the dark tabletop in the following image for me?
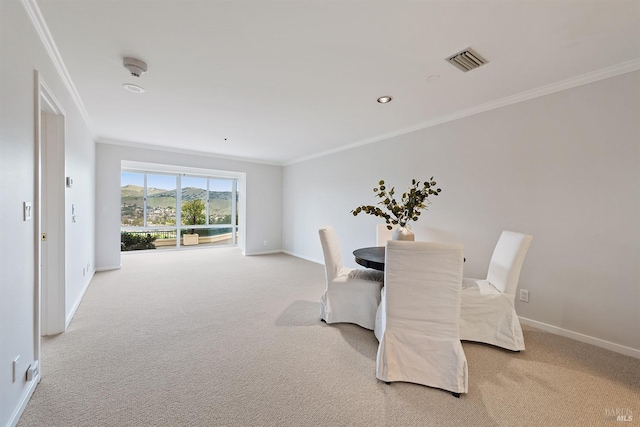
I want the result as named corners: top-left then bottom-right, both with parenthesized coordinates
top-left (353, 246), bottom-right (385, 271)
top-left (353, 245), bottom-right (464, 272)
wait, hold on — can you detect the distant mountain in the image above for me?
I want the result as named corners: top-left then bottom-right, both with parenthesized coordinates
top-left (121, 184), bottom-right (143, 197)
top-left (151, 189), bottom-right (176, 199)
top-left (208, 191), bottom-right (232, 200)
top-left (181, 187), bottom-right (208, 201)
top-left (148, 187), bottom-right (168, 196)
top-left (122, 183), bottom-right (233, 201)
top-left (151, 187), bottom-right (204, 200)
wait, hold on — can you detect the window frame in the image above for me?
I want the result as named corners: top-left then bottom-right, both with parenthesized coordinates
top-left (121, 169), bottom-right (239, 248)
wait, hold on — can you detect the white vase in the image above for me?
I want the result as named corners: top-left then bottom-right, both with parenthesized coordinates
top-left (392, 226), bottom-right (415, 241)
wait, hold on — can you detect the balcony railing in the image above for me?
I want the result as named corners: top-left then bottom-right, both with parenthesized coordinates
top-left (121, 227), bottom-right (237, 251)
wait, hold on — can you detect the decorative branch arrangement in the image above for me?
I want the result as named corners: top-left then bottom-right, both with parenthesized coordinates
top-left (351, 178), bottom-right (442, 229)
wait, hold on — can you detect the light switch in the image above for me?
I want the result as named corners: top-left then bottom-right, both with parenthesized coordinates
top-left (23, 202), bottom-right (32, 221)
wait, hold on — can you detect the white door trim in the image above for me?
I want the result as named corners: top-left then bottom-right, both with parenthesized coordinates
top-left (35, 70), bottom-right (67, 348)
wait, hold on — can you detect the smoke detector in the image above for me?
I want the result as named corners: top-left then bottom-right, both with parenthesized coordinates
top-left (123, 57), bottom-right (148, 77)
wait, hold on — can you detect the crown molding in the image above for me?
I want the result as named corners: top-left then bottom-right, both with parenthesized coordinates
top-left (20, 0), bottom-right (640, 167)
top-left (97, 138), bottom-right (283, 167)
top-left (21, 0), bottom-right (94, 136)
top-left (284, 58), bottom-right (640, 166)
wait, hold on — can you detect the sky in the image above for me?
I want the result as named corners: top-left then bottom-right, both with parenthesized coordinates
top-left (121, 172), bottom-right (233, 192)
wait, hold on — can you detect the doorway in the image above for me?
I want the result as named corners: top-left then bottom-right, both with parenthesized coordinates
top-left (35, 71), bottom-right (67, 354)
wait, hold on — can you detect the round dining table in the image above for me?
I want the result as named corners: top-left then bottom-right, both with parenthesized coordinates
top-left (353, 246), bottom-right (385, 271)
top-left (353, 246), bottom-right (465, 272)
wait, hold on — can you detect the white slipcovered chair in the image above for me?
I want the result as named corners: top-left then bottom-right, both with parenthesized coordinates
top-left (376, 223), bottom-right (396, 246)
top-left (318, 226), bottom-right (384, 330)
top-left (375, 240), bottom-right (468, 396)
top-left (459, 231), bottom-right (533, 351)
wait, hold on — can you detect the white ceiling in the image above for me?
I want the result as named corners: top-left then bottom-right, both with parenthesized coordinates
top-left (36, 0), bottom-right (640, 165)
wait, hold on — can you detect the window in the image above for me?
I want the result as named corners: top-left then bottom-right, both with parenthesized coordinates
top-left (121, 171), bottom-right (238, 250)
top-left (121, 172), bottom-right (144, 227)
top-left (146, 174), bottom-right (177, 226)
top-left (208, 179), bottom-right (233, 225)
top-left (181, 176), bottom-right (207, 228)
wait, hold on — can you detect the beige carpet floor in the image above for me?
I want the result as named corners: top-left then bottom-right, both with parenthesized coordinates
top-left (18, 248), bottom-right (640, 426)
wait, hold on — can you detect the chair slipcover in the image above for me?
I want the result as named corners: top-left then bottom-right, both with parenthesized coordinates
top-left (376, 224), bottom-right (396, 247)
top-left (459, 231), bottom-right (533, 351)
top-left (375, 240), bottom-right (468, 394)
top-left (319, 226), bottom-right (384, 330)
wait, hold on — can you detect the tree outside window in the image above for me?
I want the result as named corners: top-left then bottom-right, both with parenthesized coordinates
top-left (181, 199), bottom-right (205, 234)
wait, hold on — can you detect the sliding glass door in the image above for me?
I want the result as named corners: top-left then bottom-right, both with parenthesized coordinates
top-left (121, 171), bottom-right (238, 251)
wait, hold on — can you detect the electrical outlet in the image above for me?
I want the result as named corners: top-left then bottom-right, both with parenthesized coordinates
top-left (263, 240), bottom-right (267, 246)
top-left (519, 289), bottom-right (530, 303)
top-left (26, 361), bottom-right (39, 381)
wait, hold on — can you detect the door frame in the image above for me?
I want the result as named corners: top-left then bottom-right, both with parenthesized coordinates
top-left (35, 70), bottom-right (67, 361)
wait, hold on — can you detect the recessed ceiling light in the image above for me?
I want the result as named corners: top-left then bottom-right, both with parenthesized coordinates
top-left (377, 96), bottom-right (393, 104)
top-left (123, 83), bottom-right (145, 94)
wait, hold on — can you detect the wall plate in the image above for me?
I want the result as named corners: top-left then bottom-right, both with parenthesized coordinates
top-left (23, 202), bottom-right (32, 221)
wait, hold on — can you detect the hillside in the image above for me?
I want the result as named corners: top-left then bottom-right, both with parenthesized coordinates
top-left (121, 185), bottom-right (167, 197)
top-left (121, 184), bottom-right (143, 197)
top-left (122, 185), bottom-right (232, 201)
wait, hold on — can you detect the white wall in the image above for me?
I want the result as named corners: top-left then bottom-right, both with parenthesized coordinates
top-left (63, 92), bottom-right (97, 328)
top-left (95, 142), bottom-right (283, 270)
top-left (283, 71), bottom-right (640, 354)
top-left (0, 0), bottom-right (96, 425)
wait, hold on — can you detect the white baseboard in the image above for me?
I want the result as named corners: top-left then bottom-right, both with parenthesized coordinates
top-left (96, 265), bottom-right (121, 271)
top-left (65, 270), bottom-right (94, 329)
top-left (7, 373), bottom-right (39, 427)
top-left (519, 316), bottom-right (640, 359)
top-left (245, 249), bottom-right (283, 256)
top-left (282, 250), bottom-right (323, 265)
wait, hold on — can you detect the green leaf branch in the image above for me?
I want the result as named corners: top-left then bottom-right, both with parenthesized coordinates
top-left (351, 178), bottom-right (442, 229)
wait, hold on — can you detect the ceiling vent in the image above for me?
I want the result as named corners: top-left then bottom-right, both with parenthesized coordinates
top-left (446, 48), bottom-right (487, 72)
